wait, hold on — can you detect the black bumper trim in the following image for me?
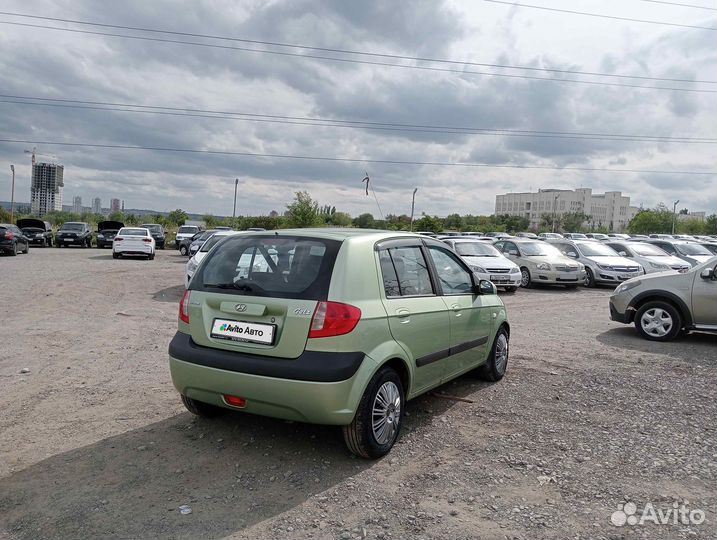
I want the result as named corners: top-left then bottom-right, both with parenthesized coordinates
top-left (609, 302), bottom-right (629, 323)
top-left (168, 331), bottom-right (365, 382)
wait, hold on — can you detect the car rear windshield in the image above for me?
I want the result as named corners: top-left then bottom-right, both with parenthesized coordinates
top-left (60, 223), bottom-right (84, 231)
top-left (454, 242), bottom-right (501, 257)
top-left (178, 226), bottom-right (199, 234)
top-left (191, 235), bottom-right (341, 300)
top-left (119, 228), bottom-right (148, 236)
top-left (676, 243), bottom-right (712, 256)
top-left (577, 242), bottom-right (618, 257)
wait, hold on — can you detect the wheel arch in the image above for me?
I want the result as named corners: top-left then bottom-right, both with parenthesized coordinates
top-left (628, 291), bottom-right (692, 327)
top-left (379, 357), bottom-right (411, 397)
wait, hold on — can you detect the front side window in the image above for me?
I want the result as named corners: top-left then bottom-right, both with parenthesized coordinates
top-left (427, 246), bottom-right (473, 295)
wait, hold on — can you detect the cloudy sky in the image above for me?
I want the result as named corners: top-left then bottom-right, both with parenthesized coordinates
top-left (0, 0), bottom-right (715, 217)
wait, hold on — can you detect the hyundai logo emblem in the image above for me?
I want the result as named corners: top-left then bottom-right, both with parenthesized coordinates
top-left (235, 304), bottom-right (248, 312)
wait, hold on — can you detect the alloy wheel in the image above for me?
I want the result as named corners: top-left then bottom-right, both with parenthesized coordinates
top-left (495, 333), bottom-right (509, 374)
top-left (520, 269), bottom-right (530, 287)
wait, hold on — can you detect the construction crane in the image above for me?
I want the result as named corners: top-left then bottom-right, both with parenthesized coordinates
top-left (24, 146), bottom-right (58, 165)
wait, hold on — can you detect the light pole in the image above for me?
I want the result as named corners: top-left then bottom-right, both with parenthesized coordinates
top-left (9, 164), bottom-right (15, 222)
top-left (552, 194), bottom-right (560, 233)
top-left (409, 188), bottom-right (418, 231)
top-left (232, 178), bottom-right (238, 221)
top-left (672, 199), bottom-right (680, 235)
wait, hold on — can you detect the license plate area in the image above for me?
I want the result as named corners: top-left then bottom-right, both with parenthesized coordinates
top-left (211, 318), bottom-right (276, 345)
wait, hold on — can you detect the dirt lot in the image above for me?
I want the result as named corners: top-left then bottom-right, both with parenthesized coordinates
top-left (1, 247), bottom-right (715, 540)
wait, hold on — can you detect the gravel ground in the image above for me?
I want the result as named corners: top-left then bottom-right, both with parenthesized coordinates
top-left (0, 248), bottom-right (715, 540)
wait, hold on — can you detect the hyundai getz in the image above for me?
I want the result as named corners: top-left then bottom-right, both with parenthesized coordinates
top-left (169, 230), bottom-right (510, 458)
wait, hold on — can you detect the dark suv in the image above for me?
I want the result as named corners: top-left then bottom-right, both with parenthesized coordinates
top-left (140, 223), bottom-right (166, 249)
top-left (17, 218), bottom-right (53, 247)
top-left (56, 222), bottom-right (92, 248)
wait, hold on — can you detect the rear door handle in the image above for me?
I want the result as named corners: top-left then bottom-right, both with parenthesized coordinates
top-left (396, 308), bottom-right (411, 323)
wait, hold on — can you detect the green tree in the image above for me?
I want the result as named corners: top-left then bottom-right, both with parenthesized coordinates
top-left (286, 191), bottom-right (321, 228)
top-left (167, 208), bottom-right (188, 226)
top-left (627, 206), bottom-right (673, 234)
top-left (353, 213), bottom-right (375, 229)
top-left (705, 214), bottom-right (717, 235)
top-left (540, 213), bottom-right (562, 232)
top-left (0, 206), bottom-right (10, 222)
top-left (443, 213), bottom-right (464, 231)
top-left (108, 211), bottom-right (126, 223)
top-left (561, 212), bottom-right (591, 232)
top-left (328, 211), bottom-right (352, 227)
top-left (203, 214), bottom-right (220, 229)
top-left (678, 219), bottom-right (705, 235)
top-left (413, 215), bottom-right (443, 232)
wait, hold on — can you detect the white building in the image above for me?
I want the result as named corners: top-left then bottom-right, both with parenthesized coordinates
top-left (72, 195), bottom-right (82, 214)
top-left (110, 198), bottom-right (121, 213)
top-left (92, 197), bottom-right (102, 214)
top-left (30, 162), bottom-right (64, 216)
top-left (677, 211), bottom-right (705, 222)
top-left (494, 188), bottom-right (640, 232)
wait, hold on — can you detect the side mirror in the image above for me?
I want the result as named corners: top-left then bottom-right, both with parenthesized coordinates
top-left (619, 251), bottom-right (628, 257)
top-left (475, 279), bottom-right (497, 295)
top-left (567, 251), bottom-right (578, 258)
top-left (700, 267), bottom-right (716, 280)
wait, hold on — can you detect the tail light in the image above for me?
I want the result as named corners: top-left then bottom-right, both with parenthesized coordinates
top-left (142, 238), bottom-right (152, 243)
top-left (308, 301), bottom-right (361, 339)
top-left (4, 231), bottom-right (13, 240)
top-left (115, 237), bottom-right (123, 241)
top-left (179, 290), bottom-right (191, 323)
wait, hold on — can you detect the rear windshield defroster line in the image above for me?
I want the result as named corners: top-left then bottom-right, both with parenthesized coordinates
top-left (190, 235), bottom-right (342, 301)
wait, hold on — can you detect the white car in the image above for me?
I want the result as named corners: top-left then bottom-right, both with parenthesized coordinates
top-left (442, 238), bottom-right (521, 291)
top-left (112, 227), bottom-right (155, 260)
top-left (605, 241), bottom-right (690, 274)
top-left (185, 230), bottom-right (245, 287)
top-left (547, 239), bottom-right (642, 287)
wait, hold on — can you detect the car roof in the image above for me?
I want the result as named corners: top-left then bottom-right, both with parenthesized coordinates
top-left (242, 228), bottom-right (426, 242)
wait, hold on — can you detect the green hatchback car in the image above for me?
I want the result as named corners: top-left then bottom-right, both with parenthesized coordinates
top-left (169, 230), bottom-right (510, 458)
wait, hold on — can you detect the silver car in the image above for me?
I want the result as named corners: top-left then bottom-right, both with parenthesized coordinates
top-left (547, 239), bottom-right (642, 287)
top-left (442, 238), bottom-right (521, 291)
top-left (493, 239), bottom-right (585, 288)
top-left (639, 239), bottom-right (715, 268)
top-left (604, 241), bottom-right (690, 274)
top-left (609, 258), bottom-right (717, 341)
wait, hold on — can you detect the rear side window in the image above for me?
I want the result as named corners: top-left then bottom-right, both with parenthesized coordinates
top-left (192, 235), bottom-right (341, 300)
top-left (379, 246), bottom-right (433, 297)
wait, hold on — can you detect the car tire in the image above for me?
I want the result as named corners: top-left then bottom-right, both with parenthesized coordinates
top-left (179, 245), bottom-right (188, 256)
top-left (10, 242), bottom-right (17, 256)
top-left (634, 301), bottom-right (682, 342)
top-left (113, 252), bottom-right (120, 259)
top-left (148, 253), bottom-right (155, 260)
top-left (477, 326), bottom-right (509, 382)
top-left (23, 243), bottom-right (29, 254)
top-left (343, 367), bottom-right (404, 459)
top-left (584, 268), bottom-right (595, 288)
top-left (520, 267), bottom-right (532, 288)
top-left (181, 394), bottom-right (226, 418)
top-left (504, 286), bottom-right (517, 293)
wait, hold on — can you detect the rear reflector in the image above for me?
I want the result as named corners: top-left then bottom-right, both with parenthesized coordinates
top-left (115, 237), bottom-right (123, 241)
top-left (223, 395), bottom-right (247, 408)
top-left (142, 238), bottom-right (152, 243)
top-left (308, 301), bottom-right (361, 339)
top-left (179, 290), bottom-right (191, 323)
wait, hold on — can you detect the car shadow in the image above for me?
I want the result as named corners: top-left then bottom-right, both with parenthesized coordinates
top-left (0, 374), bottom-right (495, 539)
top-left (596, 327), bottom-right (717, 363)
top-left (153, 285), bottom-right (185, 303)
top-left (87, 254), bottom-right (114, 260)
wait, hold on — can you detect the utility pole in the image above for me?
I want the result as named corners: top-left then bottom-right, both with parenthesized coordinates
top-left (409, 188), bottom-right (418, 232)
top-left (232, 178), bottom-right (239, 221)
top-left (552, 194), bottom-right (560, 233)
top-left (672, 199), bottom-right (680, 235)
top-left (9, 165), bottom-right (15, 222)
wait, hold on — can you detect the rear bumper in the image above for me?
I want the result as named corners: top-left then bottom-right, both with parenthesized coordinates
top-left (113, 244), bottom-right (153, 254)
top-left (168, 332), bottom-right (374, 425)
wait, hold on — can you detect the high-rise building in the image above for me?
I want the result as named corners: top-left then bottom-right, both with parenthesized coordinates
top-left (92, 197), bottom-right (102, 214)
top-left (110, 198), bottom-right (121, 213)
top-left (72, 195), bottom-right (82, 214)
top-left (30, 162), bottom-right (64, 217)
top-left (494, 188), bottom-right (640, 232)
